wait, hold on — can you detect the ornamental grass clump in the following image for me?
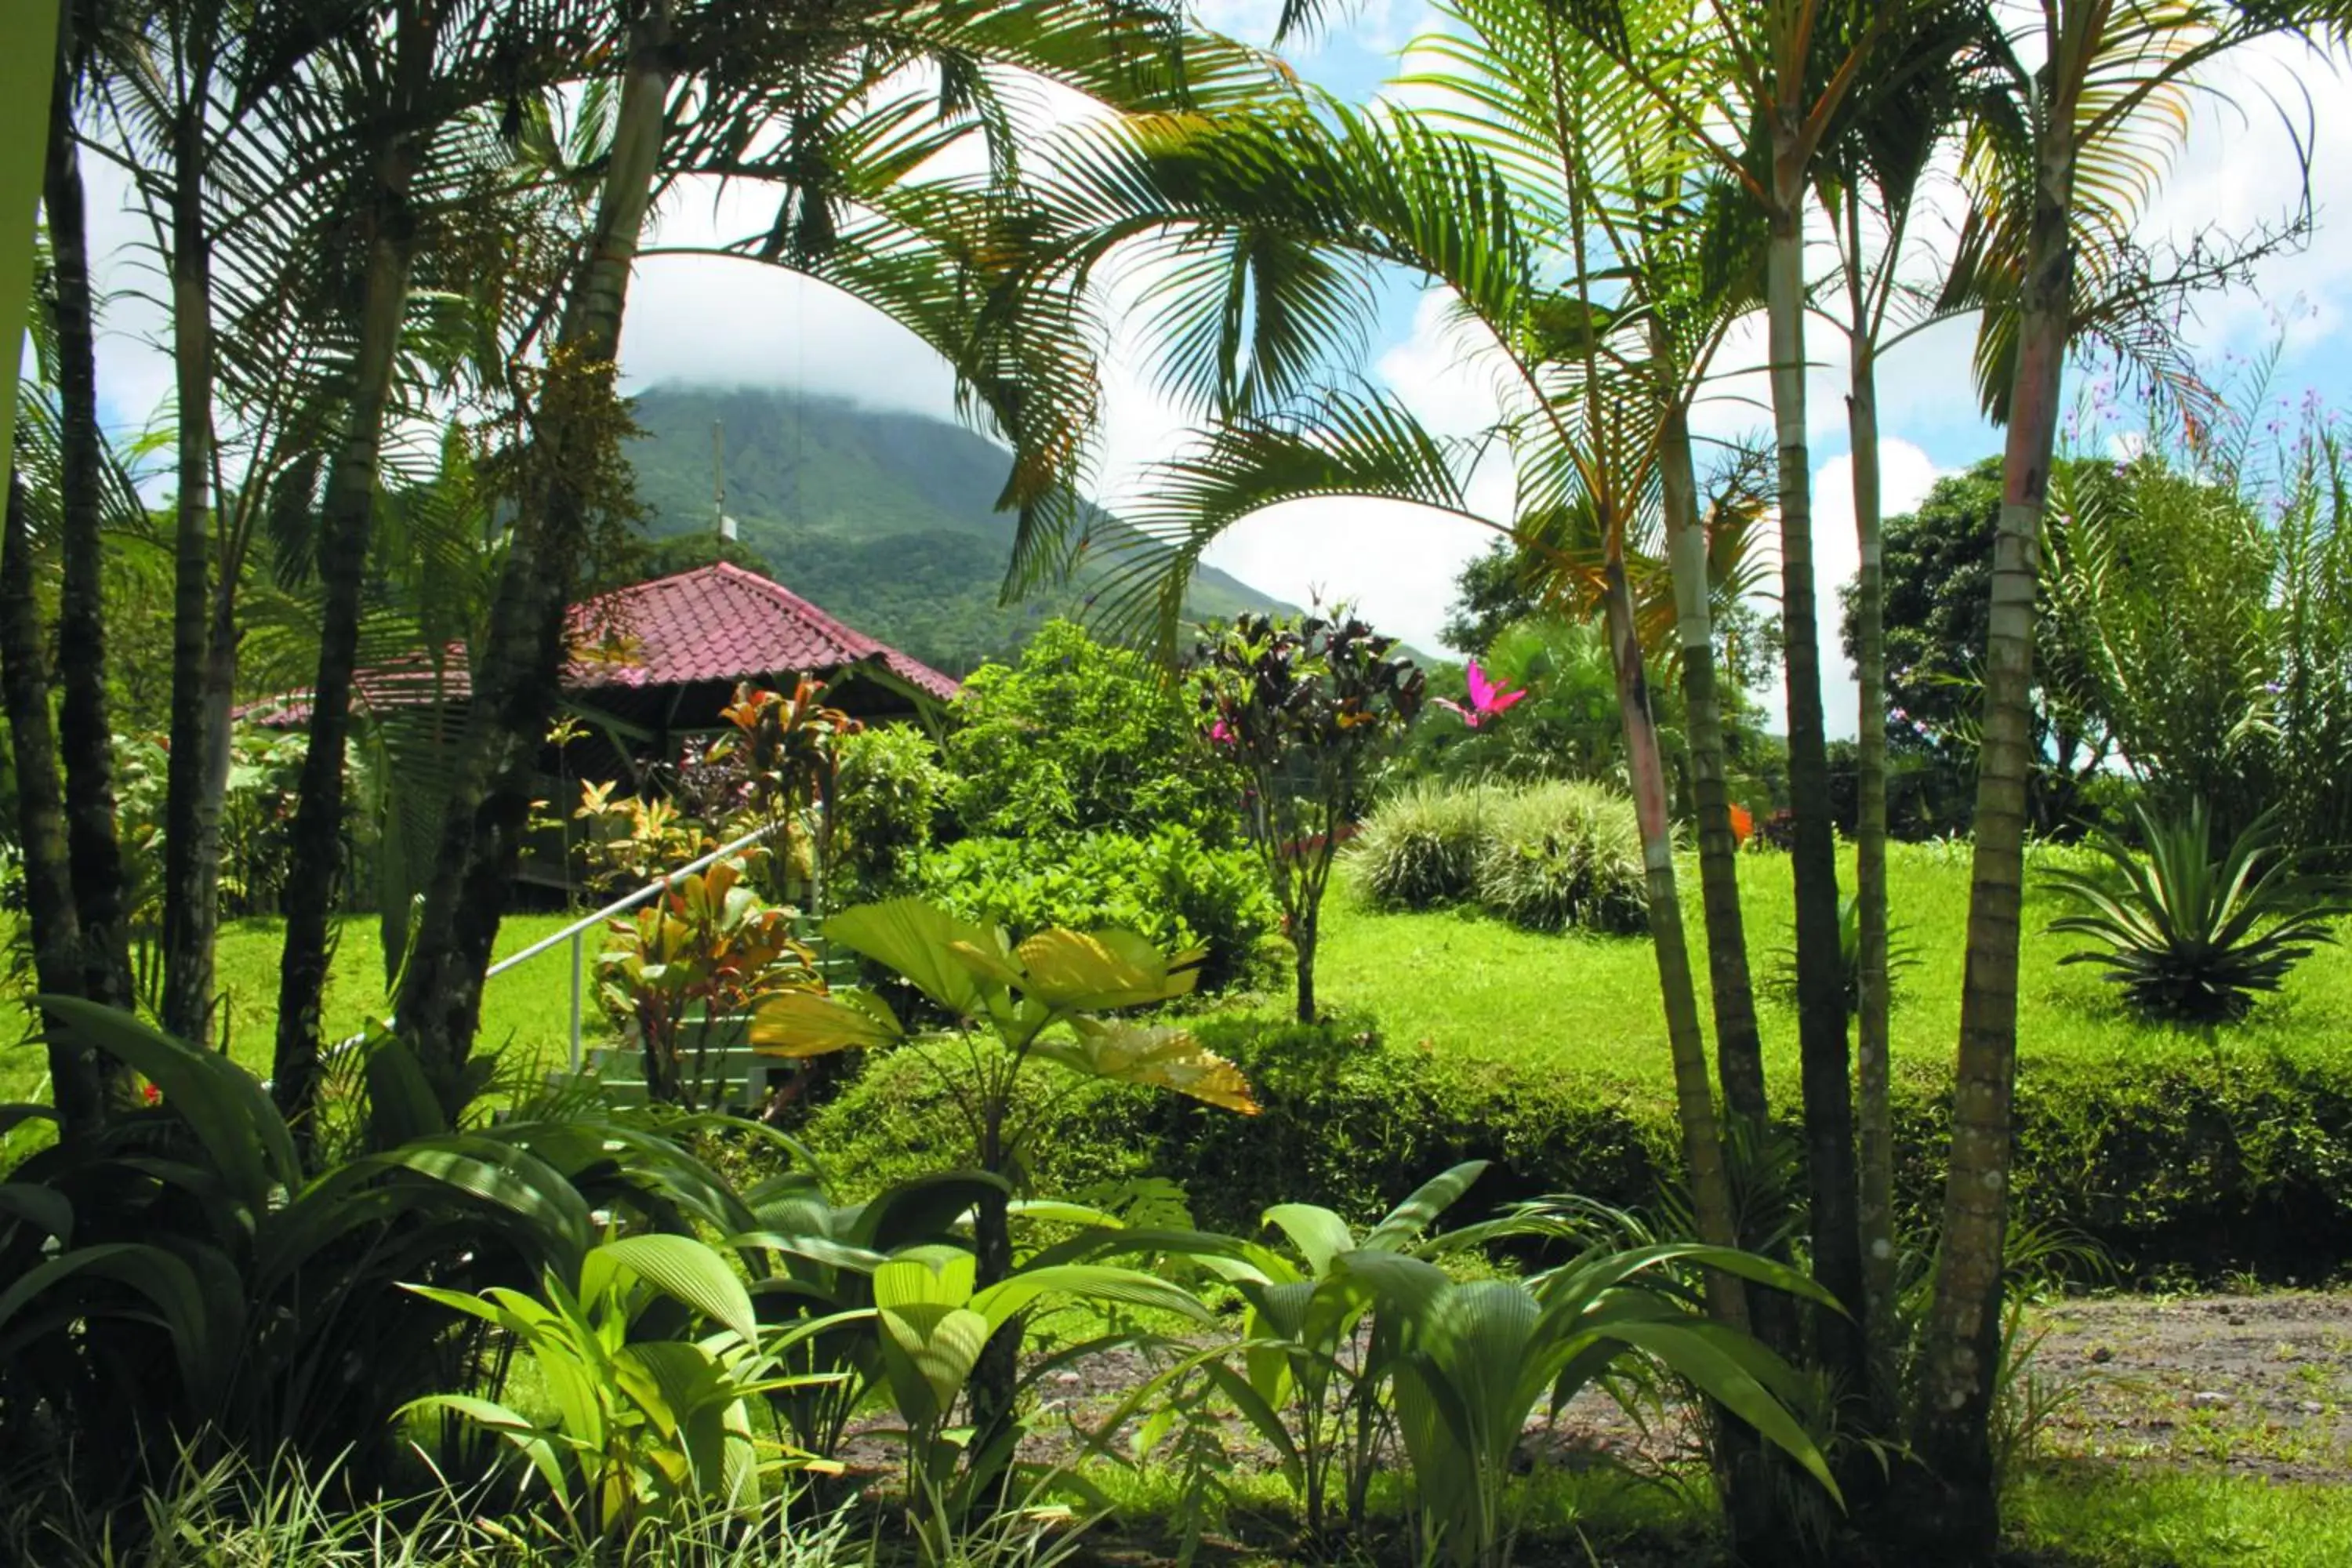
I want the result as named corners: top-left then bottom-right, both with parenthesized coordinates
top-left (1473, 780), bottom-right (1646, 935)
top-left (1352, 779), bottom-right (1499, 908)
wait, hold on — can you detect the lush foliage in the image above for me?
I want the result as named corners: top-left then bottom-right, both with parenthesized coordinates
top-left (944, 619), bottom-right (1243, 844)
top-left (830, 725), bottom-right (956, 898)
top-left (406, 1234), bottom-right (811, 1537)
top-left (915, 828), bottom-right (1279, 993)
top-left (2046, 801), bottom-right (2350, 1025)
top-left (0, 1000), bottom-right (773, 1499)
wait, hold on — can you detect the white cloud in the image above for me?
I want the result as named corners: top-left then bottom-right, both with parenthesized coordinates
top-left (1788, 439), bottom-right (1943, 741)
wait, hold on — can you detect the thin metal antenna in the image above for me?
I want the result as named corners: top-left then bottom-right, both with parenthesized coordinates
top-left (713, 419), bottom-right (735, 543)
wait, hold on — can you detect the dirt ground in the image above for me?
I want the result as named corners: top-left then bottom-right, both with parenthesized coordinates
top-left (2024, 1291), bottom-right (2352, 1483)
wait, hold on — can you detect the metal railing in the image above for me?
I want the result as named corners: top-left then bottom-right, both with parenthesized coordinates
top-left (328, 819), bottom-right (782, 1073)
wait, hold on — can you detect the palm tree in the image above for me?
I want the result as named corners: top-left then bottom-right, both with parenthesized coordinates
top-left (267, 1), bottom-right (580, 1140)
top-left (1813, 2), bottom-right (1999, 1393)
top-left (1913, 3), bottom-right (2342, 1547)
top-left (43, 0), bottom-right (133, 1013)
top-left (1017, 76), bottom-right (1752, 1305)
top-left (391, 0), bottom-right (1283, 1094)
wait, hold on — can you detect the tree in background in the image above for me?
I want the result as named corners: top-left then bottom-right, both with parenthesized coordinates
top-left (1841, 458), bottom-right (2116, 837)
top-left (1194, 611), bottom-right (1424, 1022)
top-left (944, 618), bottom-right (1242, 844)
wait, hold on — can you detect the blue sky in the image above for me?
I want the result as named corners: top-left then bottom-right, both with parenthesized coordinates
top-left (67, 4), bottom-right (2352, 730)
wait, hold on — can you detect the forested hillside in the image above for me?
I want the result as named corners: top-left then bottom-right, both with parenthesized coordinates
top-left (624, 384), bottom-right (1294, 674)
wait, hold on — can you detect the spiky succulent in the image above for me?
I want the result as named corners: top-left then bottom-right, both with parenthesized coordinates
top-left (2045, 801), bottom-right (2350, 1025)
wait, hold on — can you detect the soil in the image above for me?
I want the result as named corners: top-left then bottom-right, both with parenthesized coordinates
top-left (2025, 1290), bottom-right (2352, 1484)
top-left (836, 1291), bottom-right (2352, 1564)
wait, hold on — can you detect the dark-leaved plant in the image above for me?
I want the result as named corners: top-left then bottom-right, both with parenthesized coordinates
top-left (1195, 612), bottom-right (1425, 1022)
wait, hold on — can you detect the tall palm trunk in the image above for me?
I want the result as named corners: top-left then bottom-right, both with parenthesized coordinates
top-left (2, 477), bottom-right (99, 1129)
top-left (1601, 551), bottom-right (1745, 1330)
top-left (162, 90), bottom-right (221, 1045)
top-left (272, 161), bottom-right (422, 1136)
top-left (1913, 125), bottom-right (2074, 1557)
top-left (44, 8), bottom-right (130, 1013)
top-left (1765, 196), bottom-right (1866, 1385)
top-left (397, 3), bottom-right (673, 1091)
top-left (1847, 336), bottom-right (1897, 1388)
top-left (1661, 399), bottom-right (1766, 1128)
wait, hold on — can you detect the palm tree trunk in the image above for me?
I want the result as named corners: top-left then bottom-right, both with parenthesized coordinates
top-left (42, 35), bottom-right (129, 1012)
top-left (1661, 399), bottom-right (1766, 1128)
top-left (2, 476), bottom-right (100, 1130)
top-left (273, 133), bottom-right (421, 1134)
top-left (161, 94), bottom-right (220, 1046)
top-left (1913, 129), bottom-right (2074, 1558)
top-left (1849, 338), bottom-right (1897, 1394)
top-left (1602, 552), bottom-right (1745, 1330)
top-left (397, 3), bottom-right (673, 1091)
top-left (1766, 201), bottom-right (1866, 1385)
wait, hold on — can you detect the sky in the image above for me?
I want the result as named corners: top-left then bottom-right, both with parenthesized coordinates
top-left (62, 5), bottom-right (2352, 735)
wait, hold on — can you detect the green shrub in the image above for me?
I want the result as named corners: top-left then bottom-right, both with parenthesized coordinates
top-left (1351, 779), bottom-right (1498, 908)
top-left (800, 1014), bottom-right (2352, 1287)
top-left (914, 827), bottom-right (1279, 992)
top-left (831, 724), bottom-right (954, 896)
top-left (1472, 780), bottom-right (1646, 935)
top-left (943, 619), bottom-right (1243, 843)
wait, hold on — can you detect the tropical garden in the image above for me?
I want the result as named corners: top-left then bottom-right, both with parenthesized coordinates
top-left (6, 0), bottom-right (2352, 1564)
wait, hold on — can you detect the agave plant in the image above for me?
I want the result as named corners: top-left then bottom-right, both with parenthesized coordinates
top-left (2045, 801), bottom-right (2350, 1024)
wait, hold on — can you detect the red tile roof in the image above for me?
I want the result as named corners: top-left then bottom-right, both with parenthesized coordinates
top-left (572, 561), bottom-right (959, 701)
top-left (245, 562), bottom-right (957, 727)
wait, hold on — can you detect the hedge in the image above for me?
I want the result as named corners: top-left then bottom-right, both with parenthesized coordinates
top-left (792, 1016), bottom-right (2352, 1286)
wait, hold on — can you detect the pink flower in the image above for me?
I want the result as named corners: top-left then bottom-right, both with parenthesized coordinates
top-left (1208, 719), bottom-right (1236, 746)
top-left (1435, 659), bottom-right (1529, 729)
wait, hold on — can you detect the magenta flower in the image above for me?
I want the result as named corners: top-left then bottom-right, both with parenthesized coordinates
top-left (1435, 659), bottom-right (1528, 729)
top-left (1208, 718), bottom-right (1236, 746)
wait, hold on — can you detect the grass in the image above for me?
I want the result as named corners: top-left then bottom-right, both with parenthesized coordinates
top-left (2008, 1463), bottom-right (2352, 1567)
top-left (0, 909), bottom-right (585, 1112)
top-left (1303, 837), bottom-right (2352, 1096)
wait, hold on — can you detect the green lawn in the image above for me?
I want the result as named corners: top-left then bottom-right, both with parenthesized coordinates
top-left (1305, 837), bottom-right (2352, 1092)
top-left (13, 836), bottom-right (2350, 1118)
top-left (1, 909), bottom-right (585, 1111)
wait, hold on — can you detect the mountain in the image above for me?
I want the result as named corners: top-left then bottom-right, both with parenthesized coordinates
top-left (621, 384), bottom-right (1298, 677)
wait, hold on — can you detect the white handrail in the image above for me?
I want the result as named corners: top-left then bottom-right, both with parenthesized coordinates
top-left (326, 818), bottom-right (783, 1073)
top-left (485, 819), bottom-right (779, 980)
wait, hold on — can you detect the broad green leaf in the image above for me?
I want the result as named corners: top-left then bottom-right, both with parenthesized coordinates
top-left (586, 1235), bottom-right (759, 1343)
top-left (0, 1185), bottom-right (72, 1243)
top-left (750, 989), bottom-right (904, 1057)
top-left (971, 1262), bottom-right (1216, 1330)
top-left (874, 1246), bottom-right (978, 1311)
top-left (38, 996), bottom-right (296, 1205)
top-left (1007, 927), bottom-right (1203, 1010)
top-left (822, 900), bottom-right (997, 1016)
top-left (1263, 1203), bottom-right (1355, 1275)
top-left (1363, 1160), bottom-right (1490, 1252)
top-left (1029, 1019), bottom-right (1258, 1113)
top-left (1603, 1318), bottom-right (1840, 1504)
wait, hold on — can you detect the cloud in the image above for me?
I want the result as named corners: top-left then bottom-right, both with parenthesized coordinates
top-left (1786, 439), bottom-right (1943, 741)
